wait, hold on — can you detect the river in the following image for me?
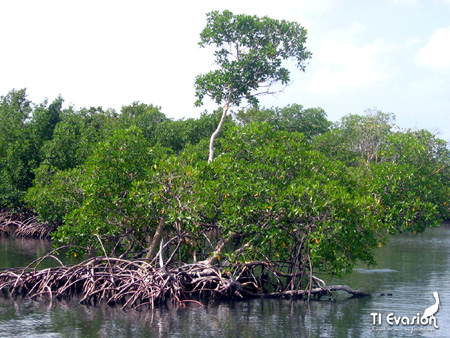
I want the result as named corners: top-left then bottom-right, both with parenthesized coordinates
top-left (1, 225), bottom-right (449, 338)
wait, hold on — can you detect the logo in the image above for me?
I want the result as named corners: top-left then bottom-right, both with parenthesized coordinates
top-left (370, 291), bottom-right (440, 332)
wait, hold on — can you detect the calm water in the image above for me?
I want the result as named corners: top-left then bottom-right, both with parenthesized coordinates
top-left (1, 226), bottom-right (449, 338)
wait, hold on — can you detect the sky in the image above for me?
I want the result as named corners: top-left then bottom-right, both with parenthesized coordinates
top-left (1, 0), bottom-right (450, 141)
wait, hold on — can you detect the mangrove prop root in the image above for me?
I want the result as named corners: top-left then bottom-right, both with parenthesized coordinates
top-left (0, 254), bottom-right (371, 310)
top-left (0, 210), bottom-right (52, 239)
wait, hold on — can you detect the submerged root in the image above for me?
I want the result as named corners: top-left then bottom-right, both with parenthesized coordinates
top-left (0, 253), bottom-right (370, 310)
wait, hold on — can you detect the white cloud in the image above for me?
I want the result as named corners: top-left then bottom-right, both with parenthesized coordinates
top-left (307, 29), bottom-right (398, 94)
top-left (390, 0), bottom-right (420, 5)
top-left (405, 37), bottom-right (421, 47)
top-left (415, 27), bottom-right (450, 72)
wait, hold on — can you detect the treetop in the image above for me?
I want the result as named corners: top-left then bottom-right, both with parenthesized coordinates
top-left (195, 10), bottom-right (312, 108)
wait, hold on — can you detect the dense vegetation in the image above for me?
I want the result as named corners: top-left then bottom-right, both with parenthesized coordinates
top-left (1, 87), bottom-right (449, 281)
top-left (1, 11), bottom-right (449, 300)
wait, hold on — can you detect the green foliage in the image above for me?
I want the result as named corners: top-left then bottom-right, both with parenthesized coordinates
top-left (0, 88), bottom-right (32, 153)
top-left (0, 89), bottom-right (34, 209)
top-left (235, 104), bottom-right (331, 140)
top-left (41, 107), bottom-right (118, 171)
top-left (30, 96), bottom-right (63, 143)
top-left (195, 10), bottom-right (312, 107)
top-left (25, 165), bottom-right (84, 226)
top-left (52, 127), bottom-right (170, 255)
top-left (0, 90), bottom-right (102, 210)
top-left (366, 130), bottom-right (450, 233)
top-left (194, 123), bottom-right (381, 274)
top-left (315, 110), bottom-right (450, 240)
top-left (120, 102), bottom-right (167, 140)
top-left (2, 53), bottom-right (449, 283)
top-left (152, 110), bottom-right (233, 154)
top-left (119, 103), bottom-right (231, 155)
top-left (40, 113), bottom-right (86, 171)
top-left (0, 165), bottom-right (24, 209)
top-left (313, 109), bottom-right (396, 165)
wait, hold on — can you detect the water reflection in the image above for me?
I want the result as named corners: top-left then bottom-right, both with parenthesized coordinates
top-left (0, 237), bottom-right (55, 269)
top-left (0, 297), bottom-right (367, 338)
top-left (0, 237), bottom-right (81, 270)
top-left (1, 227), bottom-right (450, 337)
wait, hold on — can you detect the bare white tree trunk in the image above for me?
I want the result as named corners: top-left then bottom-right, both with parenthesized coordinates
top-left (208, 90), bottom-right (232, 163)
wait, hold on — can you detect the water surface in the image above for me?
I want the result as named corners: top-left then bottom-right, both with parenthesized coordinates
top-left (1, 226), bottom-right (449, 337)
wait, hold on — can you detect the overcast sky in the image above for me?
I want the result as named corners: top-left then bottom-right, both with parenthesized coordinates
top-left (1, 0), bottom-right (449, 141)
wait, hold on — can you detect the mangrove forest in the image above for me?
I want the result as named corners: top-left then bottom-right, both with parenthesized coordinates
top-left (1, 10), bottom-right (450, 309)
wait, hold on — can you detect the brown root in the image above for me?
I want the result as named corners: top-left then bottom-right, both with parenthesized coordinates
top-left (0, 210), bottom-right (53, 239)
top-left (0, 252), bottom-right (370, 310)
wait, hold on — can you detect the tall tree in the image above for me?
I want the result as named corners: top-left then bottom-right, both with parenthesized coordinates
top-left (194, 10), bottom-right (312, 162)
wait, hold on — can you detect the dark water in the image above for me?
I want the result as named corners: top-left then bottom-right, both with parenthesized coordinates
top-left (1, 226), bottom-right (450, 338)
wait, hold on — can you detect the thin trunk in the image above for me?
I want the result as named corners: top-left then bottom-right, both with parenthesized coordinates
top-left (208, 89), bottom-right (233, 163)
top-left (145, 216), bottom-right (166, 263)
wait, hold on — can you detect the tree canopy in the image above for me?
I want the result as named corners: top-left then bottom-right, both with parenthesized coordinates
top-left (194, 10), bottom-right (311, 108)
top-left (194, 10), bottom-right (312, 162)
top-left (0, 86), bottom-right (445, 283)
